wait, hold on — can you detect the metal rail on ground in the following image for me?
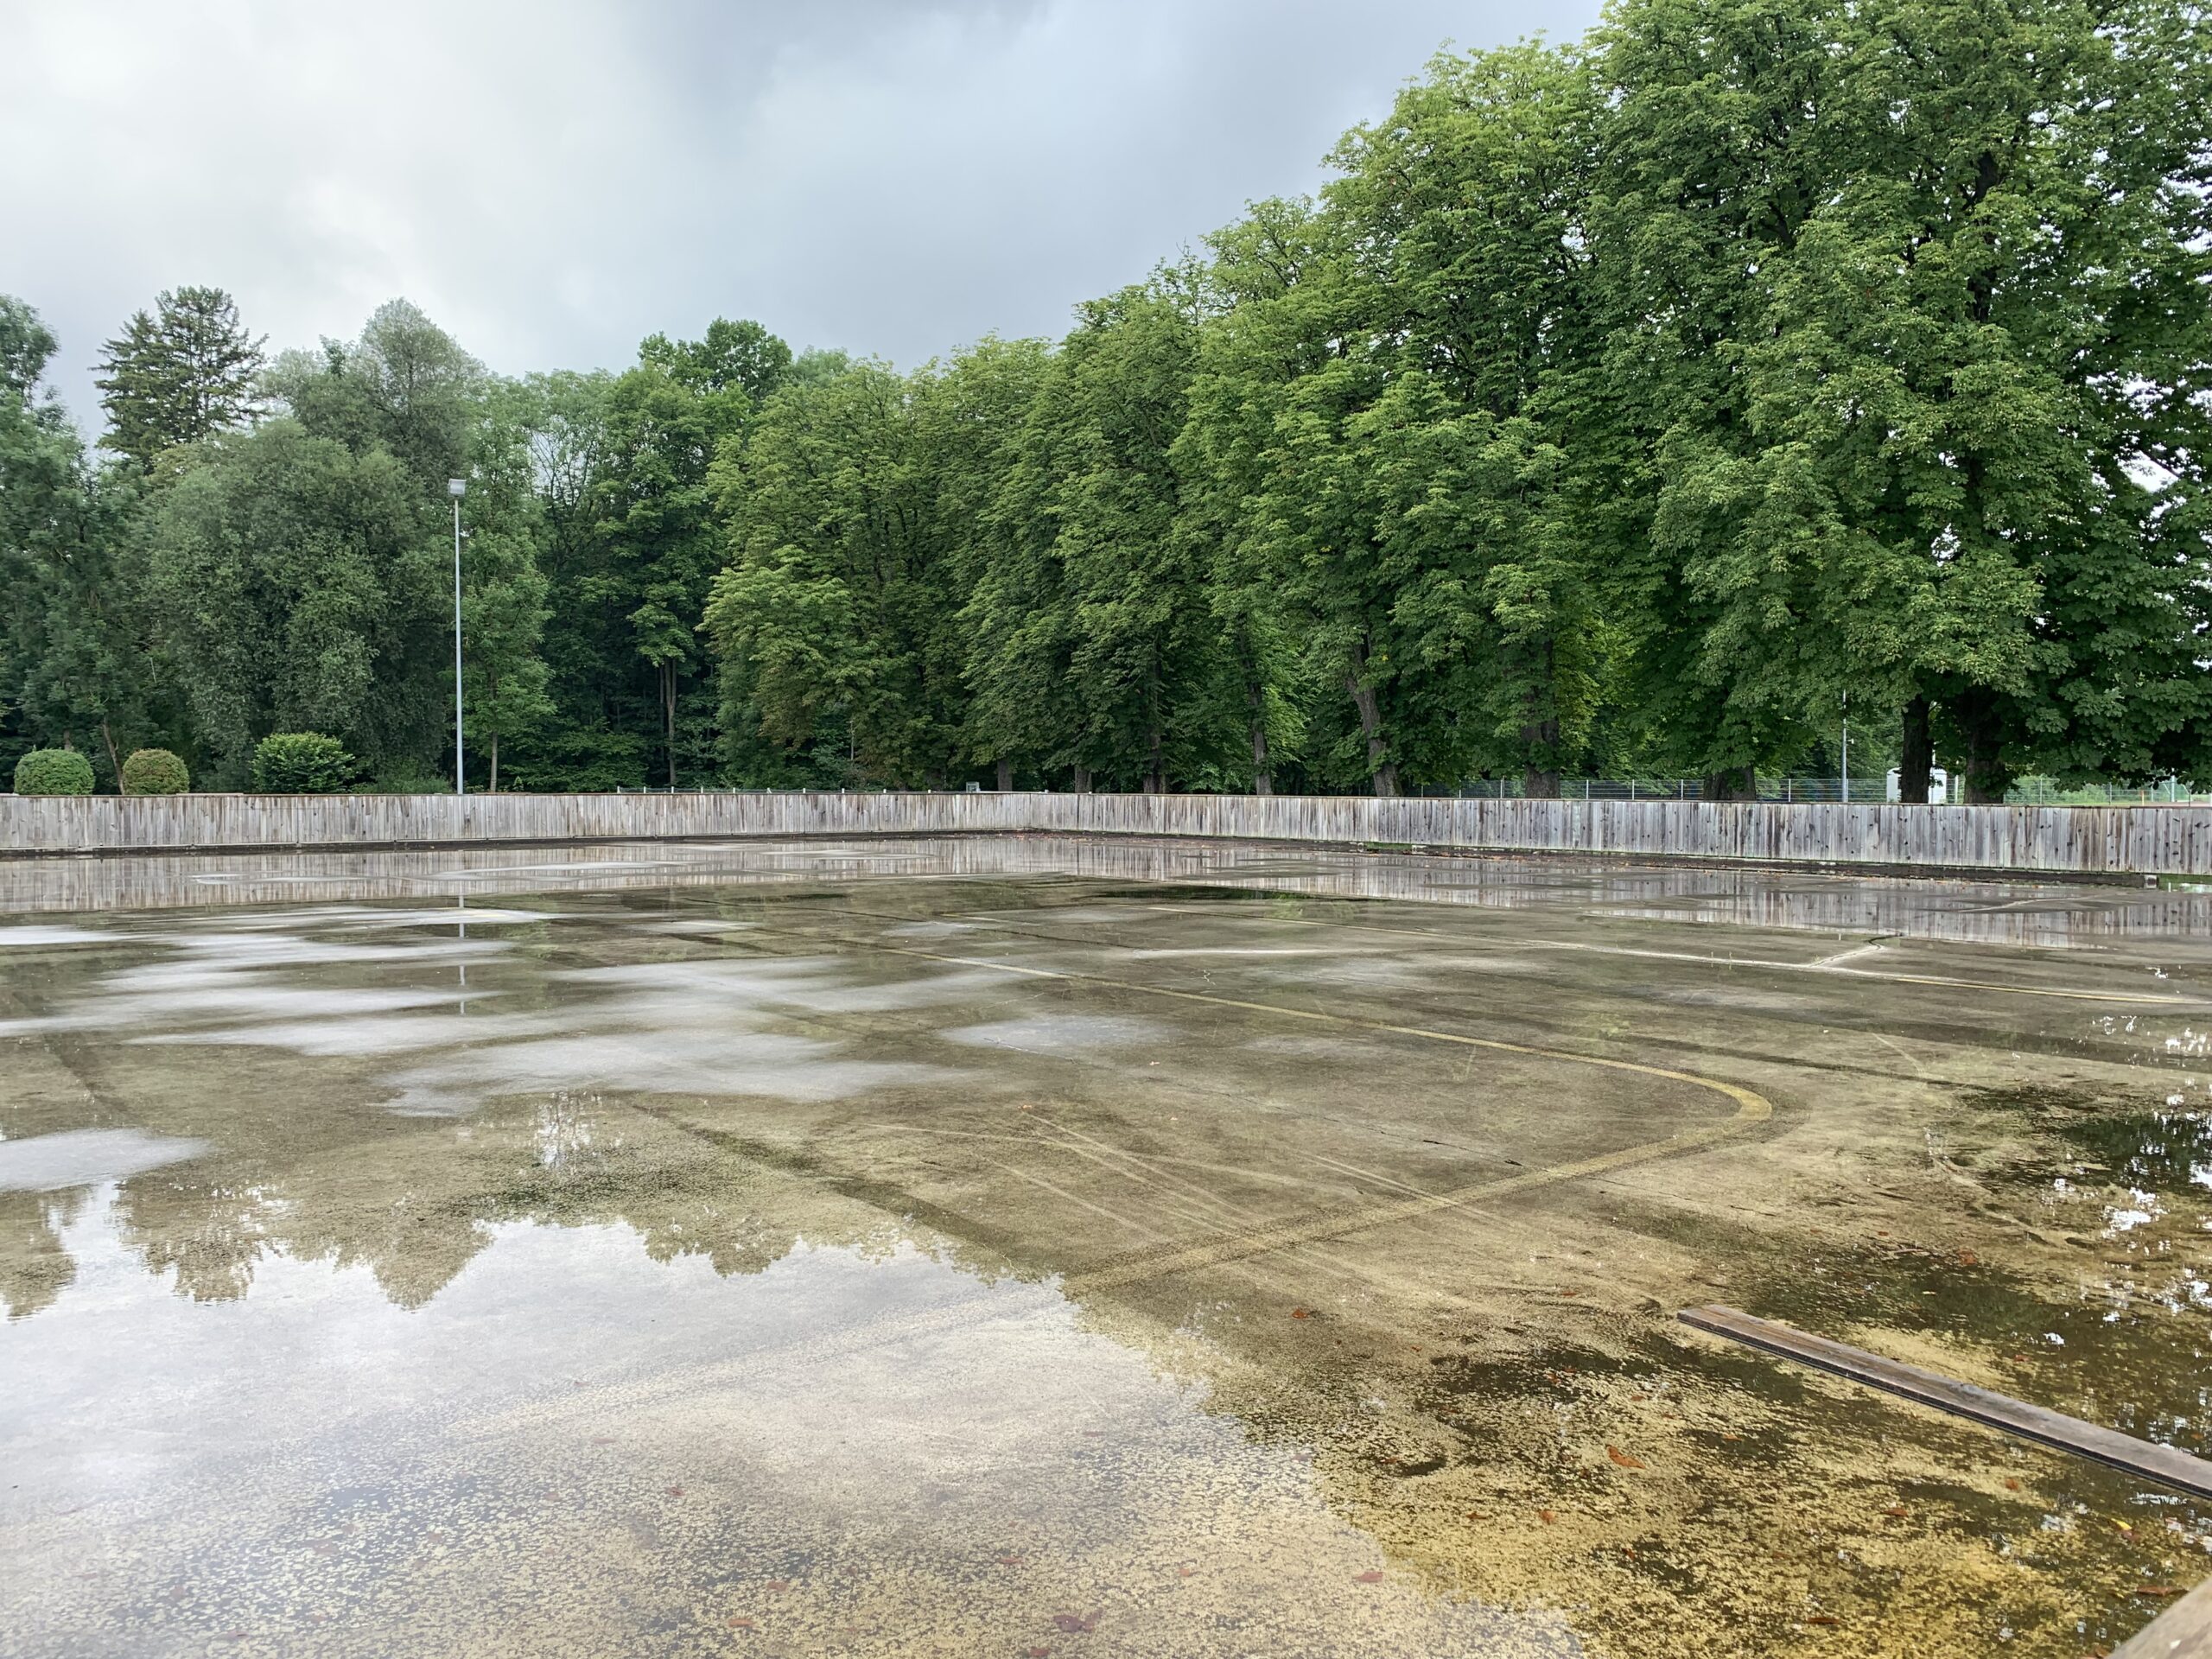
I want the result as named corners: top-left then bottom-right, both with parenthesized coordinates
top-left (1677, 1305), bottom-right (2212, 1498)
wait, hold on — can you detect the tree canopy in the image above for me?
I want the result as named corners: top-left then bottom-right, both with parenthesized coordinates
top-left (4, 0), bottom-right (2208, 801)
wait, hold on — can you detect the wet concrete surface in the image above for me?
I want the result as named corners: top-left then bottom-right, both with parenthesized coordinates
top-left (2, 840), bottom-right (2209, 1656)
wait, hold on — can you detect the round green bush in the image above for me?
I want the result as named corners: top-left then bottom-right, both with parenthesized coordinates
top-left (250, 732), bottom-right (358, 793)
top-left (119, 747), bottom-right (190, 795)
top-left (13, 748), bottom-right (96, 796)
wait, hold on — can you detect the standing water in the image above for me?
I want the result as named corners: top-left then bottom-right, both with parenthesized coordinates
top-left (2, 838), bottom-right (2209, 1656)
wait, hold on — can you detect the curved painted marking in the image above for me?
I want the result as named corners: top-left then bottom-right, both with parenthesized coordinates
top-left (849, 936), bottom-right (1772, 1293)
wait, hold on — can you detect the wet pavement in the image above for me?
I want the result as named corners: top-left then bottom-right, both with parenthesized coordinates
top-left (2, 837), bottom-right (2209, 1656)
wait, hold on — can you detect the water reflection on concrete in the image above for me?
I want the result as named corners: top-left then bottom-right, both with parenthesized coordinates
top-left (9, 834), bottom-right (2212, 945)
top-left (2, 863), bottom-right (2209, 1656)
top-left (9, 1198), bottom-right (1572, 1658)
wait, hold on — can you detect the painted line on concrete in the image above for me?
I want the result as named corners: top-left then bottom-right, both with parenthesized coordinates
top-left (1129, 904), bottom-right (2209, 1008)
top-left (778, 923), bottom-right (1774, 1291)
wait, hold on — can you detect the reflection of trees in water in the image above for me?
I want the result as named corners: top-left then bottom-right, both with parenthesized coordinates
top-left (77, 1087), bottom-right (875, 1316)
top-left (0, 1187), bottom-right (86, 1319)
top-left (114, 1175), bottom-right (275, 1303)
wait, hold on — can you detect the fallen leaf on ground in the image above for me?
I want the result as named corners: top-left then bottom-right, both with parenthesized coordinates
top-left (1291, 1308), bottom-right (1313, 1319)
top-left (1538, 1510), bottom-right (1556, 1524)
top-left (1355, 1570), bottom-right (1385, 1584)
top-left (664, 1485), bottom-right (685, 1497)
top-left (1606, 1446), bottom-right (1646, 1470)
top-left (2004, 1478), bottom-right (2022, 1491)
top-left (2135, 1586), bottom-right (2183, 1598)
top-left (1884, 1507), bottom-right (1908, 1518)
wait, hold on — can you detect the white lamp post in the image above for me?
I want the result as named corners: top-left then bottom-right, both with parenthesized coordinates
top-left (448, 478), bottom-right (466, 795)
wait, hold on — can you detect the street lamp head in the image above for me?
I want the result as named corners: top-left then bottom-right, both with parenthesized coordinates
top-left (447, 478), bottom-right (467, 498)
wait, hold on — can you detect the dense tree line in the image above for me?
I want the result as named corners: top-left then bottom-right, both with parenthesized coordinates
top-left (5, 0), bottom-right (2209, 801)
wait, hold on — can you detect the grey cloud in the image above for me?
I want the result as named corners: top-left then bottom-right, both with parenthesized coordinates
top-left (0, 0), bottom-right (1601, 425)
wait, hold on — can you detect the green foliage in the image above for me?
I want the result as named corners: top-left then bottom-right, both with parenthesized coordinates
top-left (706, 346), bottom-right (1037, 787)
top-left (7, 0), bottom-right (2209, 800)
top-left (966, 290), bottom-right (1228, 791)
top-left (250, 732), bottom-right (356, 793)
top-left (13, 748), bottom-right (94, 795)
top-left (360, 763), bottom-right (453, 794)
top-left (119, 748), bottom-right (188, 794)
top-left (139, 419), bottom-right (445, 786)
top-left (0, 296), bottom-right (58, 403)
top-left (94, 286), bottom-right (264, 468)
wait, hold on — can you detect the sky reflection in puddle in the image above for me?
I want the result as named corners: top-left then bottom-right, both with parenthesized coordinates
top-left (3, 1186), bottom-right (1574, 1658)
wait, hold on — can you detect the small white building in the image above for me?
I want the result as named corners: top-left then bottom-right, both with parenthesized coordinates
top-left (1885, 767), bottom-right (1948, 804)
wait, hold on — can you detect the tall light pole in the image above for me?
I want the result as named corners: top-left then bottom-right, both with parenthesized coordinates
top-left (448, 478), bottom-right (466, 795)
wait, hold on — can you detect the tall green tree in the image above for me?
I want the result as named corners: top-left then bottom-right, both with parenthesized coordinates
top-left (1322, 42), bottom-right (1611, 796)
top-left (968, 288), bottom-right (1230, 792)
top-left (95, 286), bottom-right (265, 468)
top-left (0, 297), bottom-right (153, 784)
top-left (595, 325), bottom-right (766, 785)
top-left (493, 370), bottom-right (643, 790)
top-left (708, 351), bottom-right (1010, 787)
top-left (461, 380), bottom-right (559, 791)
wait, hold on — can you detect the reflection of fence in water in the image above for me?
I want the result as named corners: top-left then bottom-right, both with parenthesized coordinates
top-left (6, 790), bottom-right (2212, 878)
top-left (6, 834), bottom-right (2212, 948)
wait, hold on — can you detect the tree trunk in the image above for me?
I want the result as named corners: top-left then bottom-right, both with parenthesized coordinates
top-left (995, 757), bottom-right (1013, 791)
top-left (1143, 728), bottom-right (1165, 795)
top-left (99, 720), bottom-right (122, 792)
top-left (1952, 688), bottom-right (2012, 804)
top-left (1700, 766), bottom-right (1759, 802)
top-left (1518, 644), bottom-right (1561, 798)
top-left (489, 732), bottom-right (499, 795)
top-left (1071, 765), bottom-right (1092, 793)
top-left (1520, 714), bottom-right (1561, 798)
top-left (1345, 641), bottom-right (1397, 798)
top-left (1897, 696), bottom-right (1934, 804)
top-left (1249, 685), bottom-right (1272, 797)
top-left (662, 663), bottom-right (677, 788)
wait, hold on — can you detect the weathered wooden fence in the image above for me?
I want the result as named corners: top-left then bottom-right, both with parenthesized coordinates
top-left (3, 791), bottom-right (2210, 879)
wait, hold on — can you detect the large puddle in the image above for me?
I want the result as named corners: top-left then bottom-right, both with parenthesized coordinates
top-left (3, 842), bottom-right (2209, 1656)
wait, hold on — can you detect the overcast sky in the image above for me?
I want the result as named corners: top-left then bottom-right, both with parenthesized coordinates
top-left (3, 1), bottom-right (1599, 424)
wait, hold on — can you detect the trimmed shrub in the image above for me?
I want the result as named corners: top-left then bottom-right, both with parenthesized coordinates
top-left (120, 748), bottom-right (190, 795)
top-left (250, 732), bottom-right (357, 793)
top-left (13, 748), bottom-right (96, 796)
